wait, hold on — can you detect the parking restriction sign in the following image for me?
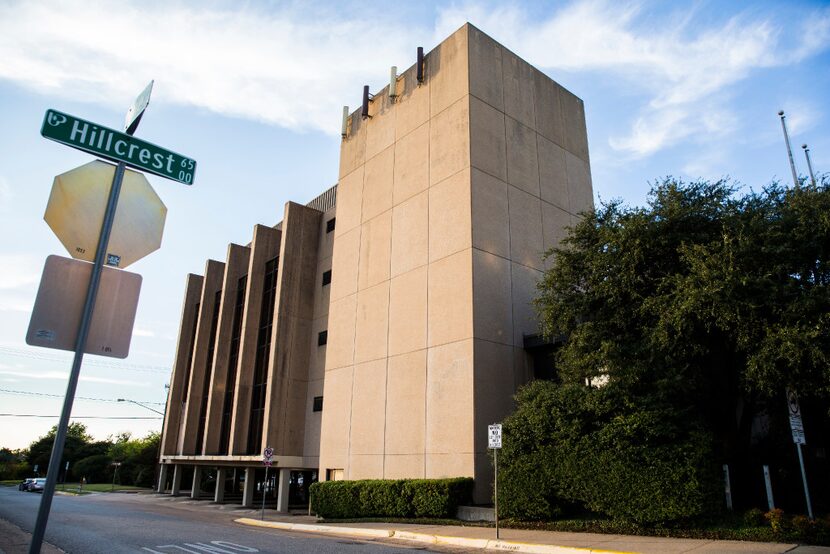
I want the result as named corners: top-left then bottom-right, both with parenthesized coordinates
top-left (488, 424), bottom-right (502, 449)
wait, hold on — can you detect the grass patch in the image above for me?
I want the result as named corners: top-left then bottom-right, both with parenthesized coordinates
top-left (59, 483), bottom-right (150, 493)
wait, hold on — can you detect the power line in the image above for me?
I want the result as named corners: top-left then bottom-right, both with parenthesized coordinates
top-left (0, 346), bottom-right (171, 373)
top-left (0, 414), bottom-right (161, 419)
top-left (0, 388), bottom-right (165, 405)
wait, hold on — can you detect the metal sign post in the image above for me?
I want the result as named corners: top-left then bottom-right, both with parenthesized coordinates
top-left (786, 389), bottom-right (813, 519)
top-left (29, 84), bottom-right (196, 554)
top-left (262, 446), bottom-right (274, 521)
top-left (29, 160), bottom-right (127, 554)
top-left (763, 465), bottom-right (775, 510)
top-left (488, 424), bottom-right (502, 540)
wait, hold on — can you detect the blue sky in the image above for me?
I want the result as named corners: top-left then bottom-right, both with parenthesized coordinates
top-left (0, 0), bottom-right (828, 450)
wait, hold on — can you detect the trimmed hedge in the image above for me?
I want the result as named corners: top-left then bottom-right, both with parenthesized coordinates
top-left (310, 477), bottom-right (473, 519)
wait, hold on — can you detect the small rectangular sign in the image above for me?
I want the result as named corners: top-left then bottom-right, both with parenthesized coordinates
top-left (26, 255), bottom-right (142, 358)
top-left (41, 109), bottom-right (196, 185)
top-left (488, 424), bottom-right (502, 449)
top-left (786, 388), bottom-right (806, 445)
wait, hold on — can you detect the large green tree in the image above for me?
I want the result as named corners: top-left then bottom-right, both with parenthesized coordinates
top-left (501, 178), bottom-right (830, 522)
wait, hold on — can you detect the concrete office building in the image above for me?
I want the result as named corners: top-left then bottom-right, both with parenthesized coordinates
top-left (158, 23), bottom-right (593, 508)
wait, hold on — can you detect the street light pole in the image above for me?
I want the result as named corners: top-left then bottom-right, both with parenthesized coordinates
top-left (116, 398), bottom-right (164, 415)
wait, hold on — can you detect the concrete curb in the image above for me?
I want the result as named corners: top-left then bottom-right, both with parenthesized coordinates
top-left (234, 518), bottom-right (634, 554)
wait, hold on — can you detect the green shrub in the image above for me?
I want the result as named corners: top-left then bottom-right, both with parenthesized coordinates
top-left (765, 508), bottom-right (786, 535)
top-left (499, 381), bottom-right (720, 524)
top-left (310, 477), bottom-right (473, 519)
top-left (743, 508), bottom-right (766, 527)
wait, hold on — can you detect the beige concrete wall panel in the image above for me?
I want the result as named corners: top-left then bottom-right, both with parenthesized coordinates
top-left (318, 365), bottom-right (353, 473)
top-left (339, 114), bottom-right (367, 179)
top-left (473, 451), bottom-right (494, 504)
top-left (565, 151), bottom-right (594, 214)
top-left (533, 71), bottom-right (566, 148)
top-left (334, 166), bottom-right (364, 238)
top-left (473, 339), bottom-right (516, 453)
top-left (471, 168), bottom-right (509, 259)
top-left (354, 281), bottom-right (390, 364)
top-left (181, 259), bottom-right (225, 455)
top-left (560, 89), bottom-right (590, 162)
top-left (502, 52), bottom-right (536, 130)
top-left (348, 454), bottom-right (384, 480)
top-left (428, 25), bottom-right (469, 118)
top-left (385, 350), bottom-right (426, 455)
top-left (538, 134), bottom-right (569, 212)
top-left (392, 123), bottom-right (429, 206)
top-left (362, 146), bottom-right (394, 223)
top-left (429, 167), bottom-right (472, 263)
top-left (384, 454), bottom-right (425, 479)
top-left (395, 66), bottom-right (430, 141)
top-left (472, 249), bottom-right (513, 346)
top-left (541, 200), bottom-right (571, 263)
top-left (324, 293), bottom-right (357, 371)
top-left (365, 97), bottom-right (397, 160)
top-left (427, 249), bottom-right (473, 347)
top-left (506, 117), bottom-right (540, 197)
top-left (429, 97), bottom-right (471, 186)
top-left (391, 190), bottom-right (428, 277)
top-left (426, 339), bottom-right (474, 455)
top-left (330, 226), bottom-right (360, 301)
top-left (357, 210), bottom-right (392, 290)
top-left (317, 208), bottom-right (337, 262)
top-left (229, 225), bottom-right (281, 455)
top-left (469, 96), bottom-right (506, 182)
top-left (263, 203), bottom-right (322, 456)
top-left (349, 358), bottom-right (387, 455)
top-left (388, 266), bottom-right (428, 357)
top-left (511, 262), bottom-right (542, 345)
top-left (312, 261), bottom-right (331, 321)
top-left (513, 346), bottom-right (534, 394)
top-left (203, 243), bottom-right (251, 455)
top-left (468, 26), bottom-right (503, 111)
top-left (508, 186), bottom-right (544, 271)
top-left (308, 316), bottom-right (329, 382)
top-left (426, 453), bottom-right (475, 480)
top-left (303, 378), bottom-right (324, 458)
top-left (161, 273), bottom-right (203, 457)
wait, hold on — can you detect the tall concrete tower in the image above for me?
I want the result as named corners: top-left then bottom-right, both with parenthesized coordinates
top-left (319, 23), bottom-right (593, 501)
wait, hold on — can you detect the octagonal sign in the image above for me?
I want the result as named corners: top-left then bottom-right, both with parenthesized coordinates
top-left (44, 160), bottom-right (167, 268)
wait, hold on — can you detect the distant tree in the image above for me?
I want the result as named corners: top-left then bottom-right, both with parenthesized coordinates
top-left (26, 422), bottom-right (99, 476)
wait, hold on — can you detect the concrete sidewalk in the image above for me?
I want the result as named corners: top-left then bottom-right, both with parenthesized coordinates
top-left (235, 515), bottom-right (830, 554)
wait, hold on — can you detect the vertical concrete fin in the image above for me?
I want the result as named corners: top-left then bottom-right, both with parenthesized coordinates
top-left (263, 202), bottom-right (323, 456)
top-left (161, 273), bottom-right (203, 457)
top-left (229, 224), bottom-right (281, 455)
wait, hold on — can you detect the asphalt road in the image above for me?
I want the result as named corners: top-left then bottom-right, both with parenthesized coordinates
top-left (0, 487), bottom-right (462, 554)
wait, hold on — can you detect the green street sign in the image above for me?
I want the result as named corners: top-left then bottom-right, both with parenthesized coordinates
top-left (41, 109), bottom-right (197, 185)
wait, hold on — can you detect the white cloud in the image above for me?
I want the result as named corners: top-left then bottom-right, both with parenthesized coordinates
top-left (0, 255), bottom-right (40, 290)
top-left (0, 1), bottom-right (827, 159)
top-left (0, 1), bottom-right (423, 134)
top-left (436, 1), bottom-right (830, 158)
top-left (132, 328), bottom-right (156, 338)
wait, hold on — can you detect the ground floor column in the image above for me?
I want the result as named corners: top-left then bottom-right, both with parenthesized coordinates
top-left (276, 468), bottom-right (291, 513)
top-left (191, 466), bottom-right (202, 499)
top-left (214, 467), bottom-right (226, 503)
top-left (171, 465), bottom-right (182, 496)
top-left (242, 467), bottom-right (255, 508)
top-left (157, 464), bottom-right (168, 493)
